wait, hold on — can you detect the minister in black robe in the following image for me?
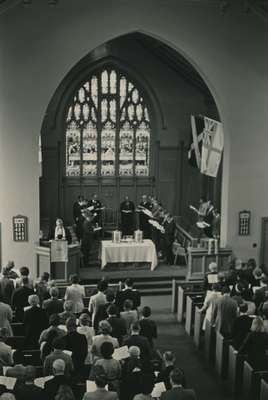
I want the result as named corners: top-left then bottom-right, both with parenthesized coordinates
top-left (120, 196), bottom-right (135, 236)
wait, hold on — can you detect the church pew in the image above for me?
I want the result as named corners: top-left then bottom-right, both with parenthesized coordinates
top-left (185, 294), bottom-right (204, 336)
top-left (193, 306), bottom-right (204, 348)
top-left (242, 361), bottom-right (268, 400)
top-left (227, 345), bottom-right (246, 394)
top-left (171, 280), bottom-right (203, 318)
top-left (260, 378), bottom-right (268, 400)
top-left (6, 336), bottom-right (25, 350)
top-left (177, 286), bottom-right (204, 323)
top-left (204, 319), bottom-right (216, 364)
top-left (18, 349), bottom-right (42, 366)
top-left (11, 323), bottom-right (25, 336)
top-left (215, 331), bottom-right (232, 379)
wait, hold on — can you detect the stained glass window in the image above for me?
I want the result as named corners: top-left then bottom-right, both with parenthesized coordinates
top-left (65, 66), bottom-right (151, 177)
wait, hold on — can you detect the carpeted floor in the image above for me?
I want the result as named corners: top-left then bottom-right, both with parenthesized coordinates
top-left (142, 296), bottom-right (233, 400)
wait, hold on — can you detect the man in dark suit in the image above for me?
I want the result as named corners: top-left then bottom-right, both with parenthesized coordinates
top-left (162, 213), bottom-right (176, 265)
top-left (0, 268), bottom-right (15, 305)
top-left (42, 287), bottom-right (64, 317)
top-left (120, 195), bottom-right (135, 236)
top-left (24, 295), bottom-right (49, 349)
top-left (139, 306), bottom-right (157, 347)
top-left (115, 278), bottom-right (141, 311)
top-left (123, 321), bottom-right (152, 361)
top-left (211, 286), bottom-right (238, 338)
top-left (44, 359), bottom-right (70, 400)
top-left (253, 276), bottom-right (268, 309)
top-left (11, 277), bottom-right (35, 322)
top-left (160, 368), bottom-right (197, 400)
top-left (64, 317), bottom-right (88, 377)
top-left (14, 365), bottom-right (45, 400)
top-left (231, 302), bottom-right (252, 349)
top-left (73, 195), bottom-right (86, 240)
top-left (107, 304), bottom-right (127, 345)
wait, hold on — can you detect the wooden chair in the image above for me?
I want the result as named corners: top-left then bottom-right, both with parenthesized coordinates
top-left (172, 242), bottom-right (188, 265)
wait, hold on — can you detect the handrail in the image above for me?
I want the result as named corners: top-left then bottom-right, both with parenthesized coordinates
top-left (174, 216), bottom-right (198, 248)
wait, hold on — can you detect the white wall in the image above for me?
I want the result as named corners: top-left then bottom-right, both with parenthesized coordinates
top-left (1, 0), bottom-right (268, 272)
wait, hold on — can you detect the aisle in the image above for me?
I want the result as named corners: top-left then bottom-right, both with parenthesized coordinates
top-left (141, 296), bottom-right (232, 400)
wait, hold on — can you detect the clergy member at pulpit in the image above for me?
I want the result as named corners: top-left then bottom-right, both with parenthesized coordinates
top-left (120, 195), bottom-right (135, 236)
top-left (48, 218), bottom-right (72, 244)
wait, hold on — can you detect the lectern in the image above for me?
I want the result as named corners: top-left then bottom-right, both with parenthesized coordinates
top-left (35, 241), bottom-right (80, 281)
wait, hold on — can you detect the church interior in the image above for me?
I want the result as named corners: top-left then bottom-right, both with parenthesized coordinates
top-left (1, 1), bottom-right (268, 399)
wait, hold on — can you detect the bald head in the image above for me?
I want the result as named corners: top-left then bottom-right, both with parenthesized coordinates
top-left (52, 359), bottom-right (65, 375)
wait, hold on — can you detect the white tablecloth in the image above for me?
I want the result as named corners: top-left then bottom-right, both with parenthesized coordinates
top-left (101, 239), bottom-right (158, 271)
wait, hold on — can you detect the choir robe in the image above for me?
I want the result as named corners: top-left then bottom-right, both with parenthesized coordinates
top-left (120, 200), bottom-right (135, 236)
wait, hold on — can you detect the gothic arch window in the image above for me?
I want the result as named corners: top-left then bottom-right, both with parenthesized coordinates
top-left (65, 66), bottom-right (151, 177)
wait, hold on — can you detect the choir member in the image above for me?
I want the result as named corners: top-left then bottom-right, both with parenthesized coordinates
top-left (137, 194), bottom-right (151, 239)
top-left (87, 193), bottom-right (103, 226)
top-left (162, 213), bottom-right (176, 265)
top-left (81, 210), bottom-right (95, 266)
top-left (120, 196), bottom-right (135, 236)
top-left (73, 195), bottom-right (86, 240)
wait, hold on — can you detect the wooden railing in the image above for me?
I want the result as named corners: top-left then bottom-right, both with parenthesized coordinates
top-left (174, 216), bottom-right (198, 248)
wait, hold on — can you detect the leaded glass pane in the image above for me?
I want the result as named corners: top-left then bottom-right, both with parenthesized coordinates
top-left (101, 70), bottom-right (108, 94)
top-left (110, 70), bottom-right (117, 94)
top-left (65, 66), bottom-right (151, 177)
top-left (66, 121), bottom-right (81, 176)
top-left (82, 122), bottom-right (97, 176)
top-left (101, 121), bottom-right (115, 176)
top-left (119, 121), bottom-right (134, 176)
top-left (91, 76), bottom-right (98, 107)
top-left (135, 122), bottom-right (150, 176)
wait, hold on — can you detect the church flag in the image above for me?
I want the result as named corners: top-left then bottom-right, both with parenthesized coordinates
top-left (200, 116), bottom-right (224, 177)
top-left (188, 115), bottom-right (224, 178)
top-left (188, 115), bottom-right (204, 169)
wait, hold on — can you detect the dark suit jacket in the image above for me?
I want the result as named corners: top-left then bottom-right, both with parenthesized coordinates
top-left (44, 375), bottom-right (69, 400)
top-left (116, 288), bottom-right (141, 311)
top-left (232, 314), bottom-right (252, 349)
top-left (43, 298), bottom-right (64, 317)
top-left (0, 277), bottom-right (14, 305)
top-left (212, 295), bottom-right (238, 337)
top-left (14, 383), bottom-right (46, 400)
top-left (64, 331), bottom-right (88, 372)
top-left (123, 334), bottom-right (152, 360)
top-left (139, 318), bottom-right (157, 345)
top-left (107, 316), bottom-right (127, 344)
top-left (11, 286), bottom-right (35, 322)
top-left (24, 306), bottom-right (49, 348)
top-left (160, 387), bottom-right (197, 400)
top-left (254, 285), bottom-right (268, 308)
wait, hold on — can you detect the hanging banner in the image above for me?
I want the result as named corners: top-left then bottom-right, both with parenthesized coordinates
top-left (51, 240), bottom-right (68, 262)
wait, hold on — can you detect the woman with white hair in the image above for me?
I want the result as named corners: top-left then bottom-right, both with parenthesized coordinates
top-left (91, 320), bottom-right (119, 359)
top-left (24, 294), bottom-right (49, 349)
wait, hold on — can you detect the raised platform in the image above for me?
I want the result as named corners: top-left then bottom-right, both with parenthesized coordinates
top-left (79, 262), bottom-right (188, 296)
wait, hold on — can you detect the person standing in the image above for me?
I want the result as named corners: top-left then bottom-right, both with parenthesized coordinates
top-left (81, 210), bottom-right (95, 267)
top-left (88, 194), bottom-right (103, 227)
top-left (138, 194), bottom-right (151, 239)
top-left (162, 213), bottom-right (176, 265)
top-left (64, 274), bottom-right (85, 315)
top-left (211, 286), bottom-right (238, 338)
top-left (203, 200), bottom-right (214, 238)
top-left (120, 196), bottom-right (135, 236)
top-left (73, 195), bottom-right (86, 241)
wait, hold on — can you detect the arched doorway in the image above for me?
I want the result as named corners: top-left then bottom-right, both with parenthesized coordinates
top-left (40, 32), bottom-right (221, 233)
